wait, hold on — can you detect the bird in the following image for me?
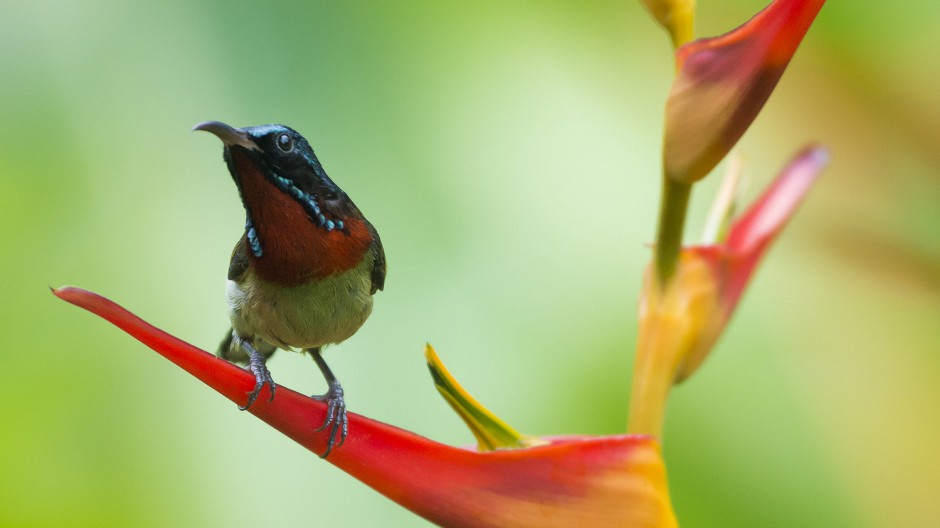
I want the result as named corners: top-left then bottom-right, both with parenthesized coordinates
top-left (193, 121), bottom-right (386, 457)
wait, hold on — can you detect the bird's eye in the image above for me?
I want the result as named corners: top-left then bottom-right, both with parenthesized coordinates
top-left (276, 133), bottom-right (293, 153)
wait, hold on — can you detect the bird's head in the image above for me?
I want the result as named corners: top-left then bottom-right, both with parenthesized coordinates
top-left (193, 121), bottom-right (353, 232)
top-left (194, 121), bottom-right (375, 285)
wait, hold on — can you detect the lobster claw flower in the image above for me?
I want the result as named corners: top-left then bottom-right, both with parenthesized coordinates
top-left (53, 288), bottom-right (678, 527)
top-left (629, 145), bottom-right (828, 436)
top-left (663, 0), bottom-right (826, 184)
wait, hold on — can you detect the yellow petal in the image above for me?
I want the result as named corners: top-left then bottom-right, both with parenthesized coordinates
top-left (426, 343), bottom-right (547, 451)
top-left (639, 0), bottom-right (696, 48)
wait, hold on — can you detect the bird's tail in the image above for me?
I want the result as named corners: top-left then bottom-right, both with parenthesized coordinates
top-left (218, 328), bottom-right (277, 366)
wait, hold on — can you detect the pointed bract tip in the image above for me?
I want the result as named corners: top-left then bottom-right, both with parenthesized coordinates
top-left (50, 285), bottom-right (74, 300)
top-left (425, 343), bottom-right (546, 451)
top-left (803, 143), bottom-right (831, 166)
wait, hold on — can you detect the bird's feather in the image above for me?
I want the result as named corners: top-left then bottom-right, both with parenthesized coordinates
top-left (367, 221), bottom-right (386, 294)
top-left (228, 238), bottom-right (250, 282)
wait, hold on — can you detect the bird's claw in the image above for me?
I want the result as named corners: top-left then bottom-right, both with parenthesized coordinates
top-left (312, 384), bottom-right (347, 458)
top-left (239, 354), bottom-right (276, 411)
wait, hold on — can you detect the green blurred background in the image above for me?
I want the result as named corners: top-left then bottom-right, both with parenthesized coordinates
top-left (3, 0), bottom-right (938, 526)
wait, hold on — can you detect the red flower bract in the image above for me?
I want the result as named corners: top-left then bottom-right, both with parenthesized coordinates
top-left (691, 144), bottom-right (829, 315)
top-left (675, 144), bottom-right (829, 383)
top-left (663, 0), bottom-right (826, 183)
top-left (53, 287), bottom-right (676, 528)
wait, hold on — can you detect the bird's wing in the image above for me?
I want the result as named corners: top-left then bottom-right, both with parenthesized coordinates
top-left (228, 237), bottom-right (250, 282)
top-left (367, 222), bottom-right (386, 294)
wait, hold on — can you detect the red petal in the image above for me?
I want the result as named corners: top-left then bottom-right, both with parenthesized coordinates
top-left (664, 0), bottom-right (826, 183)
top-left (53, 287), bottom-right (676, 527)
top-left (693, 145), bottom-right (828, 311)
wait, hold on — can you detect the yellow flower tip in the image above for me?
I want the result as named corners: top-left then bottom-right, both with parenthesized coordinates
top-left (665, 252), bottom-right (729, 384)
top-left (650, 253), bottom-right (726, 379)
top-left (425, 343), bottom-right (547, 451)
top-left (640, 0), bottom-right (696, 48)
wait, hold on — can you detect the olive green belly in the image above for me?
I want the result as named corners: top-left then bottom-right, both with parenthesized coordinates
top-left (226, 255), bottom-right (374, 350)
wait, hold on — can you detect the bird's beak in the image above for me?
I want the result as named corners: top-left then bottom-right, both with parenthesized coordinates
top-left (193, 121), bottom-right (260, 151)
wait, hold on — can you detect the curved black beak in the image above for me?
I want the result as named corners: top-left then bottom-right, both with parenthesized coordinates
top-left (193, 121), bottom-right (259, 151)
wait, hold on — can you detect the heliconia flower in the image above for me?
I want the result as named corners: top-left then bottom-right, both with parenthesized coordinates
top-left (53, 287), bottom-right (678, 528)
top-left (663, 0), bottom-right (826, 184)
top-left (628, 145), bottom-right (828, 436)
top-left (638, 0), bottom-right (696, 48)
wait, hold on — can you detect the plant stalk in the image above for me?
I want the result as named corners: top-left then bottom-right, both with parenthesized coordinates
top-left (654, 178), bottom-right (692, 285)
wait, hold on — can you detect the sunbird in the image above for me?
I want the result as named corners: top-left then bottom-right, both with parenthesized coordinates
top-left (194, 121), bottom-right (386, 457)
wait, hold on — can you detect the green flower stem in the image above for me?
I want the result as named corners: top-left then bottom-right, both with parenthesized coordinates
top-left (654, 178), bottom-right (692, 285)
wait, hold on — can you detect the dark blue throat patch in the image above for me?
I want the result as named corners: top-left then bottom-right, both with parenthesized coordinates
top-left (245, 217), bottom-right (263, 257)
top-left (270, 174), bottom-right (344, 232)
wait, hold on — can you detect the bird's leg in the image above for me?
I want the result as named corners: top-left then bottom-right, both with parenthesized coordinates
top-left (234, 335), bottom-right (276, 410)
top-left (308, 348), bottom-right (347, 458)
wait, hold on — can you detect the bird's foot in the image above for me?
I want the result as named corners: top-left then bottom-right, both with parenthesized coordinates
top-left (311, 383), bottom-right (347, 458)
top-left (239, 345), bottom-right (276, 411)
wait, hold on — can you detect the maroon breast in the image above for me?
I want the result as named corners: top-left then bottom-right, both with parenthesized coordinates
top-left (231, 149), bottom-right (372, 286)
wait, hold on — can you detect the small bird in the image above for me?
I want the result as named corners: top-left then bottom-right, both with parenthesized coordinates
top-left (194, 121), bottom-right (385, 457)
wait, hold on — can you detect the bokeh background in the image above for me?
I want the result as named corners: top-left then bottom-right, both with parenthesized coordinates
top-left (3, 1), bottom-right (938, 526)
